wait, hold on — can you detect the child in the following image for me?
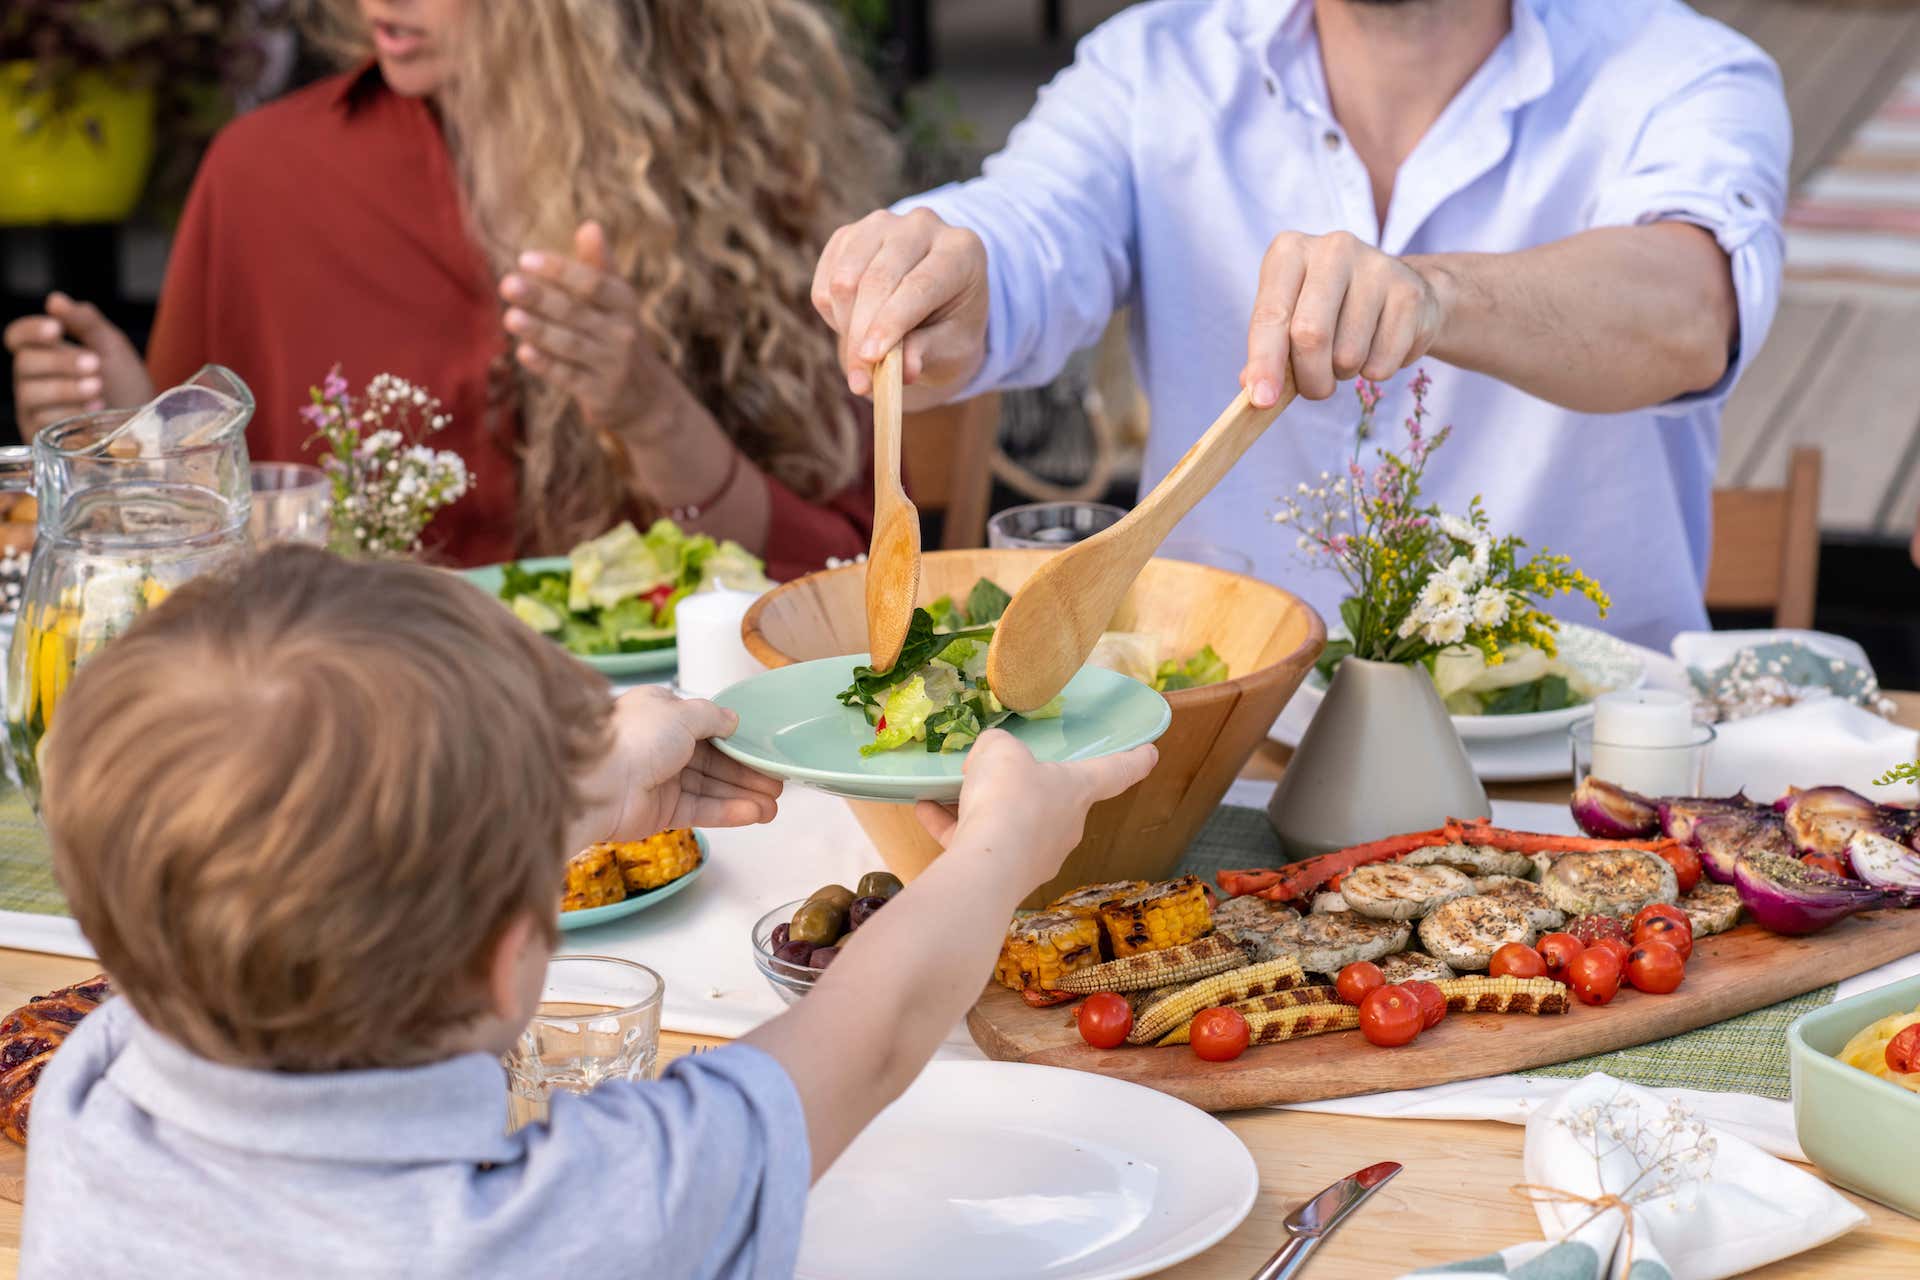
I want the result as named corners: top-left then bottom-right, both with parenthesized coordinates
top-left (22, 546), bottom-right (1154, 1277)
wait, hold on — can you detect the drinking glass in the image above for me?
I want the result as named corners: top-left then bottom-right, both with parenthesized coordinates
top-left (504, 955), bottom-right (664, 1131)
top-left (1570, 721), bottom-right (1715, 797)
top-left (249, 462), bottom-right (331, 548)
top-left (1157, 538), bottom-right (1255, 575)
top-left (986, 500), bottom-right (1127, 549)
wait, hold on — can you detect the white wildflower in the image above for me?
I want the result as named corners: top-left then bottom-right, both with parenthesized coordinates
top-left (1421, 608), bottom-right (1469, 646)
top-left (1416, 575), bottom-right (1466, 615)
top-left (1444, 555), bottom-right (1480, 589)
top-left (1437, 513), bottom-right (1478, 544)
top-left (1470, 588), bottom-right (1509, 629)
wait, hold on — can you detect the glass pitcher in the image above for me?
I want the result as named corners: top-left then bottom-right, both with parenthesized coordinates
top-left (2, 366), bottom-right (254, 810)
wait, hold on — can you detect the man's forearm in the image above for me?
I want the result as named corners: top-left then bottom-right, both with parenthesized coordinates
top-left (1407, 223), bottom-right (1739, 414)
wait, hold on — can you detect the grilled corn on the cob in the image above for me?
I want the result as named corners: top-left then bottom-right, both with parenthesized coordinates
top-left (1097, 875), bottom-right (1212, 958)
top-left (1156, 985), bottom-right (1339, 1044)
top-left (1047, 880), bottom-right (1149, 919)
top-left (605, 830), bottom-right (702, 893)
top-left (1432, 975), bottom-right (1570, 1015)
top-left (995, 911), bottom-right (1103, 992)
top-left (1127, 958), bottom-right (1308, 1044)
top-left (561, 845), bottom-right (626, 911)
top-left (1057, 934), bottom-right (1242, 993)
top-left (1245, 1002), bottom-right (1360, 1044)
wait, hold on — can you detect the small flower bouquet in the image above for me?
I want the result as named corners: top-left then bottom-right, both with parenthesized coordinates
top-left (1274, 371), bottom-right (1610, 691)
top-left (303, 367), bottom-right (470, 560)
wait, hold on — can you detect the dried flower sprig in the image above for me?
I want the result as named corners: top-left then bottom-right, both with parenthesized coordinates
top-left (302, 367), bottom-right (469, 559)
top-left (1272, 371), bottom-right (1609, 673)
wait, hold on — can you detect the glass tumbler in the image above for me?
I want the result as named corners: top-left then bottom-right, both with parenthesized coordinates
top-left (249, 462), bottom-right (331, 548)
top-left (1571, 721), bottom-right (1716, 798)
top-left (503, 955), bottom-right (664, 1131)
top-left (986, 500), bottom-right (1127, 549)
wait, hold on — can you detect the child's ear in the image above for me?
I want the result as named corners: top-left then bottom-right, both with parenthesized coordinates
top-left (487, 910), bottom-right (551, 1023)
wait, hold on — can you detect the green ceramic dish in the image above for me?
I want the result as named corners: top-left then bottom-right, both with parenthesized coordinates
top-left (462, 557), bottom-right (679, 679)
top-left (1788, 971), bottom-right (1920, 1218)
top-left (709, 656), bottom-right (1172, 804)
top-left (558, 830), bottom-right (708, 931)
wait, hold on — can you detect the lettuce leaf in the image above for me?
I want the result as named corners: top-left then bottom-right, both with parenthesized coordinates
top-left (1154, 645), bottom-right (1230, 692)
top-left (860, 677), bottom-right (940, 756)
top-left (965, 578), bottom-right (1011, 625)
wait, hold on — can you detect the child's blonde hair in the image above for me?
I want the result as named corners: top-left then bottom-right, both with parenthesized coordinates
top-left (40, 546), bottom-right (612, 1070)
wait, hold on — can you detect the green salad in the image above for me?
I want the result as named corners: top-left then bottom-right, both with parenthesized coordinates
top-left (839, 577), bottom-right (1229, 757)
top-left (499, 519), bottom-right (769, 657)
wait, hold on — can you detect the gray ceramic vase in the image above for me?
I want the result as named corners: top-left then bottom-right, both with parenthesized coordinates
top-left (1266, 656), bottom-right (1490, 858)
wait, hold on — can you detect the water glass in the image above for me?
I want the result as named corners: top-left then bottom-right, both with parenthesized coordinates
top-left (1570, 721), bottom-right (1715, 797)
top-left (249, 462), bottom-right (331, 548)
top-left (503, 956), bottom-right (664, 1131)
top-left (986, 500), bottom-right (1127, 549)
top-left (1157, 538), bottom-right (1254, 575)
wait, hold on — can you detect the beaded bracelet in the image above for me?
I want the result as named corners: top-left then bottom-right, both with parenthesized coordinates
top-left (668, 446), bottom-right (743, 524)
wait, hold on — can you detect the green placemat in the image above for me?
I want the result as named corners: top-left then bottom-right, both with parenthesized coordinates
top-left (1178, 804), bottom-right (1835, 1101)
top-left (0, 783), bottom-right (66, 917)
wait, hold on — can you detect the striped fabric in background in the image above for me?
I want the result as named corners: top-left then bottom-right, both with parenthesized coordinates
top-left (1787, 69), bottom-right (1920, 299)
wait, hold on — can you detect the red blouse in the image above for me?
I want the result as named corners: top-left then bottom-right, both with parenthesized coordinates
top-left (147, 68), bottom-right (872, 577)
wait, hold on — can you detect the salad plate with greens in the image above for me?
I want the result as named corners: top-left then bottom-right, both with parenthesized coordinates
top-left (467, 519), bottom-right (770, 679)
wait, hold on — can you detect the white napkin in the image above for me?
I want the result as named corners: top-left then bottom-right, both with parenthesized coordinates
top-left (1394, 1074), bottom-right (1865, 1280)
top-left (1671, 628), bottom-right (1871, 675)
top-left (1700, 698), bottom-right (1917, 803)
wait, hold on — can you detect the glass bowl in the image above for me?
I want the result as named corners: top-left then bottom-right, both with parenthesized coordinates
top-left (751, 898), bottom-right (825, 1005)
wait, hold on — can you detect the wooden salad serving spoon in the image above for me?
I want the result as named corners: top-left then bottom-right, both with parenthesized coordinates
top-left (863, 346), bottom-right (920, 673)
top-left (987, 375), bottom-right (1299, 711)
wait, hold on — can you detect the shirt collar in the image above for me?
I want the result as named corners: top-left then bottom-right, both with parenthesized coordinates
top-left (329, 60), bottom-right (391, 114)
top-left (104, 1001), bottom-right (523, 1166)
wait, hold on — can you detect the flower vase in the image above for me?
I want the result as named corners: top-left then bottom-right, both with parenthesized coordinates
top-left (1267, 656), bottom-right (1490, 859)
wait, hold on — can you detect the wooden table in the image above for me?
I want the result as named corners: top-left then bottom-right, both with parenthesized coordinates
top-left (0, 719), bottom-right (1916, 1276)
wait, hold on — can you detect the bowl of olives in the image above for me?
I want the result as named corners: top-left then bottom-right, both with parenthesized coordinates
top-left (751, 871), bottom-right (904, 1004)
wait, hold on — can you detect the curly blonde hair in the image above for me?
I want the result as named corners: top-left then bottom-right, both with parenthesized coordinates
top-left (306, 1), bottom-right (888, 550)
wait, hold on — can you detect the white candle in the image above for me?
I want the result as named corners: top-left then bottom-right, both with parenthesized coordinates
top-left (1588, 690), bottom-right (1696, 796)
top-left (672, 588), bottom-right (765, 700)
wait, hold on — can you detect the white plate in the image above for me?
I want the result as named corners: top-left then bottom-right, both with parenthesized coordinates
top-left (795, 1061), bottom-right (1258, 1280)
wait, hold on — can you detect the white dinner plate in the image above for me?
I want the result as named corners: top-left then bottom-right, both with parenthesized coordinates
top-left (795, 1061), bottom-right (1258, 1280)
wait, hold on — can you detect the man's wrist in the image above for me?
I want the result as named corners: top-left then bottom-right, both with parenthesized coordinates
top-left (1405, 254), bottom-right (1462, 349)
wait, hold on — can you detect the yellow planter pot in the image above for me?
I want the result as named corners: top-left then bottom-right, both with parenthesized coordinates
top-left (0, 62), bottom-right (156, 225)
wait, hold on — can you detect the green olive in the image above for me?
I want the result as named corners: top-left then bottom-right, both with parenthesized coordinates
top-left (808, 884), bottom-right (856, 913)
top-left (790, 899), bottom-right (847, 946)
top-left (856, 871), bottom-right (905, 901)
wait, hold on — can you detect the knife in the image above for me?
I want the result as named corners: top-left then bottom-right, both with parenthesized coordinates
top-left (1250, 1160), bottom-right (1402, 1280)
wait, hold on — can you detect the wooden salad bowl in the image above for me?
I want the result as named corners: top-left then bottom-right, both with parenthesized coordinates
top-left (740, 548), bottom-right (1326, 906)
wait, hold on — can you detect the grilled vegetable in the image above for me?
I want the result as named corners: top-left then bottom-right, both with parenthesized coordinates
top-left (1846, 831), bottom-right (1920, 893)
top-left (1340, 863), bottom-right (1474, 921)
top-left (606, 829), bottom-right (702, 893)
top-left (1155, 986), bottom-right (1341, 1044)
top-left (1212, 894), bottom-right (1302, 962)
top-left (1418, 896), bottom-right (1538, 971)
top-left (1376, 952), bottom-right (1455, 984)
top-left (1190, 1007), bottom-right (1252, 1061)
top-left (1126, 957), bottom-right (1307, 1044)
top-left (1734, 849), bottom-right (1916, 935)
top-left (1432, 975), bottom-right (1570, 1014)
top-left (1780, 786), bottom-right (1905, 858)
top-left (1096, 875), bottom-right (1212, 957)
top-left (1021, 988), bottom-right (1077, 1008)
top-left (1679, 882), bottom-right (1742, 936)
top-left (1658, 793), bottom-right (1764, 845)
top-left (1402, 843), bottom-right (1536, 880)
top-left (1310, 890), bottom-right (1351, 914)
top-left (561, 845), bottom-right (627, 911)
top-left (1243, 1002), bottom-right (1361, 1045)
top-left (1077, 993), bottom-right (1133, 1049)
top-left (1359, 985), bottom-right (1423, 1047)
top-left (1264, 913), bottom-right (1412, 974)
top-left (1047, 880), bottom-right (1148, 918)
top-left (995, 911), bottom-right (1103, 991)
top-left (1470, 875), bottom-right (1566, 932)
top-left (1215, 828), bottom-right (1455, 903)
top-left (1057, 934), bottom-right (1244, 993)
top-left (1691, 810), bottom-right (1796, 885)
top-left (1445, 817), bottom-right (1691, 861)
top-left (1570, 777), bottom-right (1661, 840)
top-left (1540, 849), bottom-right (1678, 918)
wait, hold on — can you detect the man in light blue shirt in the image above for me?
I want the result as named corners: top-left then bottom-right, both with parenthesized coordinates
top-left (813, 0), bottom-right (1789, 647)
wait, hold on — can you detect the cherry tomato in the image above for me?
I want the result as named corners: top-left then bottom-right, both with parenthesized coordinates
top-left (1887, 1024), bottom-right (1920, 1075)
top-left (1588, 937), bottom-right (1632, 970)
top-left (1537, 932), bottom-right (1585, 984)
top-left (1399, 978), bottom-right (1447, 1030)
top-left (1358, 984), bottom-right (1423, 1047)
top-left (1625, 940), bottom-right (1686, 994)
top-left (646, 583), bottom-right (678, 614)
top-left (1077, 992), bottom-right (1134, 1049)
top-left (1633, 904), bottom-right (1691, 936)
top-left (1568, 915), bottom-right (1629, 948)
top-left (1489, 943), bottom-right (1548, 980)
top-left (1190, 1007), bottom-right (1251, 1062)
top-left (1803, 853), bottom-right (1848, 879)
top-left (1335, 961), bottom-right (1387, 1007)
top-left (1568, 947), bottom-right (1623, 1006)
top-left (1632, 914), bottom-right (1693, 961)
top-left (1655, 844), bottom-right (1702, 895)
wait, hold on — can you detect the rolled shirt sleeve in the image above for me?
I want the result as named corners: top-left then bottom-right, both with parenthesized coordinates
top-left (895, 19), bottom-right (1141, 398)
top-left (1586, 54), bottom-right (1791, 406)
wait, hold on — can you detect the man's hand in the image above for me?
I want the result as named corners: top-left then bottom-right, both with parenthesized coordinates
top-left (4, 292), bottom-right (152, 436)
top-left (810, 208), bottom-right (991, 399)
top-left (1241, 231), bottom-right (1448, 405)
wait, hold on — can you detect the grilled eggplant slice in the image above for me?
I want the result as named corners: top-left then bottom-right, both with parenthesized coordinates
top-left (1340, 863), bottom-right (1473, 921)
top-left (1680, 881), bottom-right (1743, 937)
top-left (1212, 894), bottom-right (1301, 963)
top-left (1403, 842), bottom-right (1537, 880)
top-left (1417, 896), bottom-right (1538, 971)
top-left (1540, 849), bottom-right (1678, 918)
top-left (1309, 890), bottom-right (1350, 915)
top-left (1376, 951), bottom-right (1456, 984)
top-left (1265, 913), bottom-right (1412, 974)
top-left (1471, 875), bottom-right (1566, 932)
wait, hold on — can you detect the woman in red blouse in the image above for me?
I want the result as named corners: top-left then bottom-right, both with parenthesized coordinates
top-left (4, 0), bottom-right (885, 578)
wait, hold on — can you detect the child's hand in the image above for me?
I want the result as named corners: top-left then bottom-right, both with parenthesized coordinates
top-left (577, 687), bottom-right (782, 845)
top-left (914, 729), bottom-right (1157, 891)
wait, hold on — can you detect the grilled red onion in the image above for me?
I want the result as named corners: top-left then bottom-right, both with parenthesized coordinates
top-left (1658, 793), bottom-right (1761, 845)
top-left (1734, 848), bottom-right (1914, 935)
top-left (1847, 831), bottom-right (1920, 893)
top-left (1780, 786), bottom-right (1897, 857)
top-left (1692, 810), bottom-right (1797, 885)
top-left (1569, 777), bottom-right (1661, 839)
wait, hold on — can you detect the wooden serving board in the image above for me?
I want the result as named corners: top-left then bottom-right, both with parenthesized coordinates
top-left (968, 909), bottom-right (1920, 1112)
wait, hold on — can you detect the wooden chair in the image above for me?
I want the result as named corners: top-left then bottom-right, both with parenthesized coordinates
top-left (902, 393), bottom-right (1000, 549)
top-left (1706, 447), bottom-right (1822, 628)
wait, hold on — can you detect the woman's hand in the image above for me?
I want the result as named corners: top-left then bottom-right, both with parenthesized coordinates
top-left (500, 222), bottom-right (664, 438)
top-left (4, 293), bottom-right (152, 436)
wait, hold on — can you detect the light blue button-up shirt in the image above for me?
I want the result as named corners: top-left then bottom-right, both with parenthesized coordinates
top-left (904, 0), bottom-right (1789, 647)
top-left (22, 998), bottom-right (809, 1279)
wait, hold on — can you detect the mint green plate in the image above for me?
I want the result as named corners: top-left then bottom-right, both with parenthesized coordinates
top-left (558, 830), bottom-right (709, 931)
top-left (463, 557), bottom-right (678, 679)
top-left (1789, 971), bottom-right (1920, 1218)
top-left (709, 656), bottom-right (1172, 804)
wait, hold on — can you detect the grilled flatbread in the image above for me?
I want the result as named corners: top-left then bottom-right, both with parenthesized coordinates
top-left (1265, 913), bottom-right (1412, 974)
top-left (1340, 863), bottom-right (1473, 921)
top-left (1417, 896), bottom-right (1538, 971)
top-left (1470, 875), bottom-right (1566, 932)
top-left (1541, 849), bottom-right (1678, 918)
top-left (1403, 843), bottom-right (1537, 881)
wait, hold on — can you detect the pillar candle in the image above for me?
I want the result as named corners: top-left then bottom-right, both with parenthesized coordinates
top-left (672, 588), bottom-right (764, 700)
top-left (1588, 690), bottom-right (1696, 796)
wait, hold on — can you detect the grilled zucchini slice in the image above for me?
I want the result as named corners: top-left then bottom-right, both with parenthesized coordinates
top-left (1403, 843), bottom-right (1536, 880)
top-left (1376, 951), bottom-right (1455, 984)
top-left (1212, 894), bottom-right (1301, 963)
top-left (1470, 875), bottom-right (1566, 932)
top-left (1340, 863), bottom-right (1473, 921)
top-left (1417, 895), bottom-right (1538, 971)
top-left (1680, 881), bottom-right (1743, 937)
top-left (1541, 849), bottom-right (1678, 918)
top-left (1265, 913), bottom-right (1412, 975)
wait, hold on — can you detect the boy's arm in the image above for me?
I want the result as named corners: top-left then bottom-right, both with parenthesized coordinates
top-left (742, 732), bottom-right (1156, 1180)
